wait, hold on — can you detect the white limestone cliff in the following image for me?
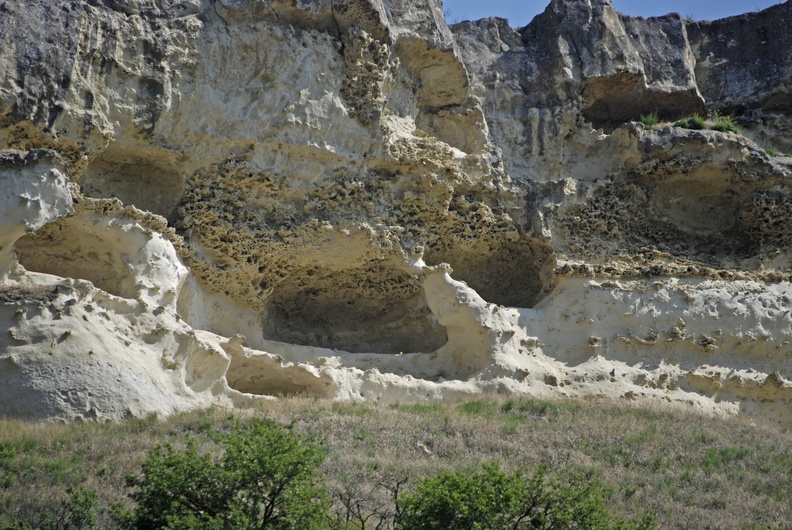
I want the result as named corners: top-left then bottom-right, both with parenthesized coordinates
top-left (1, 0), bottom-right (791, 423)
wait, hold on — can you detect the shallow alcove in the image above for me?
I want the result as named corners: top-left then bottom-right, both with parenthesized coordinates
top-left (79, 145), bottom-right (185, 220)
top-left (225, 354), bottom-right (334, 398)
top-left (425, 234), bottom-right (556, 308)
top-left (580, 74), bottom-right (705, 132)
top-left (16, 221), bottom-right (128, 298)
top-left (262, 265), bottom-right (448, 354)
top-left (14, 213), bottom-right (150, 300)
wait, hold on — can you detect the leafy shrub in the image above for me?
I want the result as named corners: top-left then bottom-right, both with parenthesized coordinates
top-left (639, 112), bottom-right (660, 130)
top-left (117, 418), bottom-right (329, 530)
top-left (396, 463), bottom-right (655, 530)
top-left (674, 114), bottom-right (706, 130)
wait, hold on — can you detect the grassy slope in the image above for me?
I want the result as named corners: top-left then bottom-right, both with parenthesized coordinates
top-left (1, 397), bottom-right (791, 529)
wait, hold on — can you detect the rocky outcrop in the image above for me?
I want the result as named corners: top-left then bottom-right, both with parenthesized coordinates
top-left (1, 0), bottom-right (791, 422)
top-left (687, 3), bottom-right (792, 154)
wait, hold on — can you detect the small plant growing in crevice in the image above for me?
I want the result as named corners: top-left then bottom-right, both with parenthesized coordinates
top-left (674, 113), bottom-right (706, 130)
top-left (764, 147), bottom-right (792, 157)
top-left (640, 111), bottom-right (660, 130)
top-left (673, 111), bottom-right (739, 133)
top-left (709, 111), bottom-right (738, 133)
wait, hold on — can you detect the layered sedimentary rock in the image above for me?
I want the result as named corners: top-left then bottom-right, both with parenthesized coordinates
top-left (1, 0), bottom-right (791, 422)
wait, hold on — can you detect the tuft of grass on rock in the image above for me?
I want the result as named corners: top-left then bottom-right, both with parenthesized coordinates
top-left (709, 111), bottom-right (738, 133)
top-left (640, 111), bottom-right (660, 130)
top-left (671, 110), bottom-right (740, 134)
top-left (764, 147), bottom-right (792, 157)
top-left (674, 113), bottom-right (707, 130)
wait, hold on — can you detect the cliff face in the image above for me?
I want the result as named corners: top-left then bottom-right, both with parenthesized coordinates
top-left (1, 0), bottom-right (791, 422)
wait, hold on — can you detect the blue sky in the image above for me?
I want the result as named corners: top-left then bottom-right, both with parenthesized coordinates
top-left (442, 0), bottom-right (785, 27)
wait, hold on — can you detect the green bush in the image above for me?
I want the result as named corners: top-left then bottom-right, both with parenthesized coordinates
top-left (117, 418), bottom-right (329, 530)
top-left (674, 114), bottom-right (706, 130)
top-left (396, 463), bottom-right (655, 530)
top-left (639, 112), bottom-right (660, 130)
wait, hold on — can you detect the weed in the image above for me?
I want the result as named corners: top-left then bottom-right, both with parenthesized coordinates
top-left (640, 111), bottom-right (660, 129)
top-left (500, 398), bottom-right (561, 418)
top-left (388, 401), bottom-right (445, 415)
top-left (702, 446), bottom-right (750, 473)
top-left (2, 487), bottom-right (100, 530)
top-left (457, 400), bottom-right (497, 417)
top-left (674, 113), bottom-right (706, 130)
top-left (124, 413), bottom-right (158, 435)
top-left (692, 429), bottom-right (717, 445)
top-left (42, 457), bottom-right (78, 485)
top-left (176, 415), bottom-right (215, 435)
top-left (763, 148), bottom-right (792, 157)
top-left (709, 111), bottom-right (738, 133)
top-left (0, 440), bottom-right (15, 462)
top-left (332, 401), bottom-right (376, 417)
top-left (625, 424), bottom-right (658, 446)
top-left (673, 110), bottom-right (739, 133)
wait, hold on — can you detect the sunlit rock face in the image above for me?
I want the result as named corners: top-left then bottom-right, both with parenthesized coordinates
top-left (1, 0), bottom-right (791, 423)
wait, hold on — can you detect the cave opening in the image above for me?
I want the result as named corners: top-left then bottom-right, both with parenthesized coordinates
top-left (80, 145), bottom-right (185, 221)
top-left (262, 265), bottom-right (448, 354)
top-left (425, 235), bottom-right (556, 308)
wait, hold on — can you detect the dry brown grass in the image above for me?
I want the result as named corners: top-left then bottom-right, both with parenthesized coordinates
top-left (0, 284), bottom-right (60, 304)
top-left (2, 397), bottom-right (791, 528)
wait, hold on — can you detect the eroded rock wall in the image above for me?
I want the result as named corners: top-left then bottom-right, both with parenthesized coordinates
top-left (448, 0), bottom-right (792, 423)
top-left (1, 0), bottom-right (791, 423)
